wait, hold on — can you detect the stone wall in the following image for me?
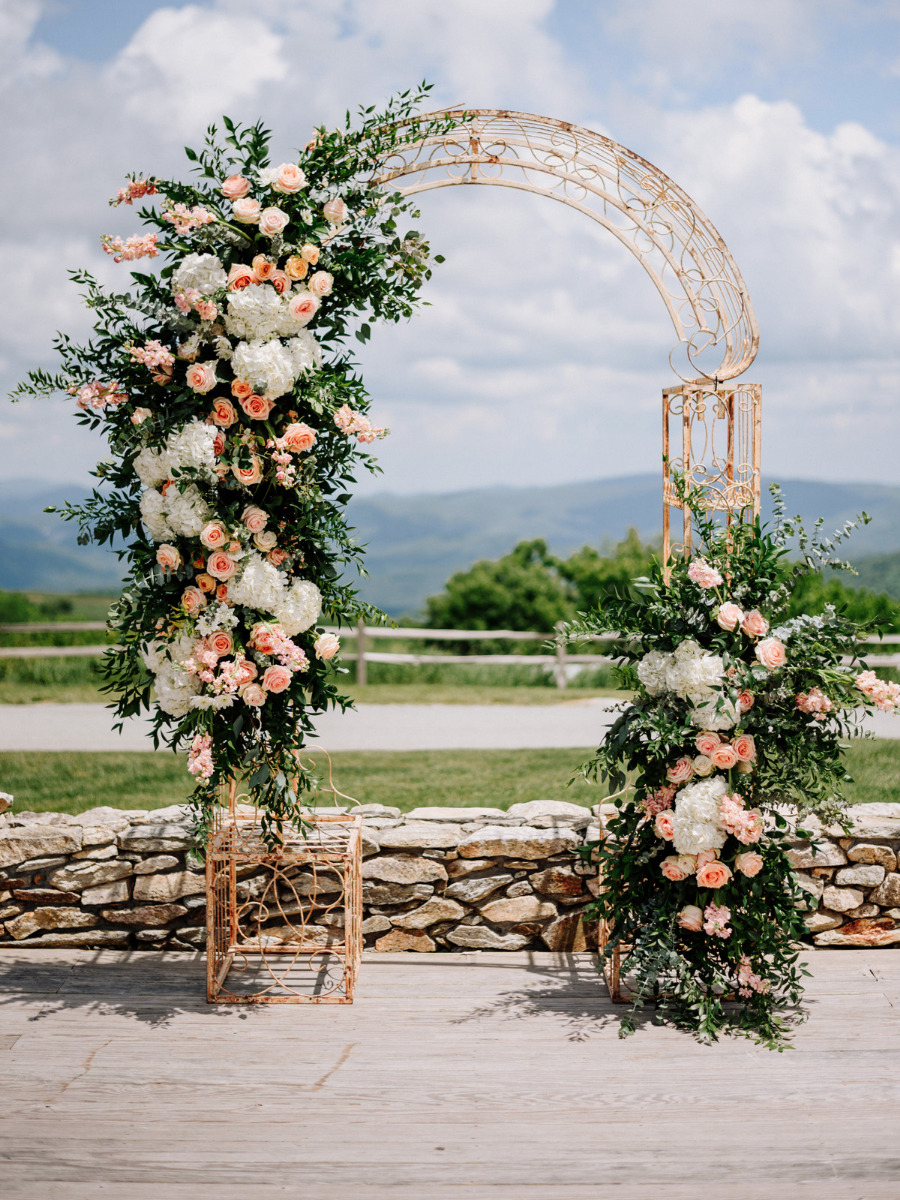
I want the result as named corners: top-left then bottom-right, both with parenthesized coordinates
top-left (1, 800), bottom-right (899, 951)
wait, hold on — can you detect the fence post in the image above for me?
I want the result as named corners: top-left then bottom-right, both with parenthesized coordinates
top-left (554, 621), bottom-right (568, 690)
top-left (356, 617), bottom-right (367, 687)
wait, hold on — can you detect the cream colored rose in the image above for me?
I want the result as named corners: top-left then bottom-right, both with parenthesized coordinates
top-left (692, 754), bottom-right (715, 777)
top-left (756, 637), bottom-right (787, 670)
top-left (272, 163), bottom-right (306, 193)
top-left (300, 243), bottom-right (320, 265)
top-left (323, 197), bottom-right (348, 224)
top-left (308, 270), bottom-right (333, 297)
top-left (314, 632), bottom-right (340, 660)
top-left (222, 175), bottom-right (251, 199)
top-left (253, 530), bottom-right (278, 552)
top-left (716, 601), bottom-right (744, 632)
top-left (232, 197), bottom-right (261, 224)
top-left (677, 905), bottom-right (703, 932)
top-left (241, 505), bottom-right (268, 534)
top-left (736, 851), bottom-right (763, 877)
top-left (241, 683), bottom-right (267, 706)
top-left (661, 856), bottom-right (690, 882)
top-left (258, 207), bottom-right (289, 237)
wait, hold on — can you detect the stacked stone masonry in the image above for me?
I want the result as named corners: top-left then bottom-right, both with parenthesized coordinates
top-left (1, 801), bottom-right (899, 951)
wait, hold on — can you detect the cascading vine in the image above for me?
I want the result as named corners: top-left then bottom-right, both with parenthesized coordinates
top-left (11, 85), bottom-right (461, 842)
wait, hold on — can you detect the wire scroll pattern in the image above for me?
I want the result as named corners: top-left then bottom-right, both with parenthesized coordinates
top-left (371, 109), bottom-right (760, 383)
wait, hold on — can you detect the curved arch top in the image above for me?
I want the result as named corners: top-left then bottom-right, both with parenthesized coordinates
top-left (370, 109), bottom-right (759, 383)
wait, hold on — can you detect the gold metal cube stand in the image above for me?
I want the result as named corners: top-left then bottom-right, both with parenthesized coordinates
top-left (206, 760), bottom-right (362, 1004)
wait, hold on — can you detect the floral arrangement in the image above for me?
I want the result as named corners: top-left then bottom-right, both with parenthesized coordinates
top-left (568, 485), bottom-right (899, 1047)
top-left (12, 85), bottom-right (458, 840)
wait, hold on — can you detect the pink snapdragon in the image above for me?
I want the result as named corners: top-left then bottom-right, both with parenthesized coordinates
top-left (101, 232), bottom-right (159, 262)
top-left (69, 380), bottom-right (128, 411)
top-left (640, 784), bottom-right (675, 817)
top-left (249, 623), bottom-right (309, 673)
top-left (796, 687), bottom-right (833, 721)
top-left (719, 793), bottom-right (763, 844)
top-left (687, 558), bottom-right (724, 589)
top-left (702, 903), bottom-right (732, 939)
top-left (187, 733), bottom-right (214, 780)
top-left (736, 955), bottom-right (770, 997)
top-left (129, 340), bottom-right (175, 371)
top-left (110, 178), bottom-right (158, 206)
top-left (333, 404), bottom-right (387, 444)
top-left (161, 203), bottom-right (216, 234)
top-left (855, 670), bottom-right (900, 713)
top-left (175, 288), bottom-right (218, 322)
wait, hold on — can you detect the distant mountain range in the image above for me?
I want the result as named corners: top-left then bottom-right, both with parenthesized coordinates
top-left (3, 474), bottom-right (900, 613)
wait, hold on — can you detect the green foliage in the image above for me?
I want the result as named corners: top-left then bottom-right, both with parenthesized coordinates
top-left (0, 591), bottom-right (41, 623)
top-left (558, 528), bottom-right (657, 614)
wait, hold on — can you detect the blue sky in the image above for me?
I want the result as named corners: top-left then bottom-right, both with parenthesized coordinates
top-left (3, 0), bottom-right (900, 496)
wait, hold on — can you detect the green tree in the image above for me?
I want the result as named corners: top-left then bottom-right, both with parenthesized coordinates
top-left (0, 591), bottom-right (41, 623)
top-left (784, 571), bottom-right (900, 633)
top-left (558, 528), bottom-right (658, 614)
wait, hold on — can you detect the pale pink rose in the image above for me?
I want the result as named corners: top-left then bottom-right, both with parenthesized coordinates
top-left (661, 855), bottom-right (690, 882)
top-left (741, 609), bottom-right (769, 639)
top-left (234, 658), bottom-right (258, 686)
top-left (250, 624), bottom-right (276, 654)
top-left (300, 243), bottom-right (320, 265)
top-left (253, 531), bottom-right (278, 552)
top-left (737, 690), bottom-right (755, 713)
top-left (269, 269), bottom-right (291, 295)
top-left (241, 683), bottom-right (267, 707)
top-left (282, 421), bottom-right (316, 451)
top-left (207, 551), bottom-right (236, 581)
top-left (222, 175), bottom-right (251, 200)
top-left (732, 734), bottom-right (757, 762)
top-left (210, 397), bottom-right (237, 427)
top-left (200, 521), bottom-right (228, 550)
top-left (239, 393), bottom-right (275, 420)
top-left (735, 851), bottom-right (764, 878)
top-left (307, 270), bottom-right (333, 297)
top-left (696, 861), bottom-right (733, 889)
top-left (196, 572), bottom-right (216, 594)
top-left (710, 742), bottom-right (739, 770)
top-left (232, 197), bottom-right (261, 224)
top-left (695, 848), bottom-right (719, 869)
top-left (677, 905), bottom-right (704, 932)
top-left (131, 407), bottom-right (152, 425)
top-left (692, 754), bottom-right (715, 777)
top-left (227, 540), bottom-right (241, 554)
top-left (268, 548), bottom-right (288, 567)
top-left (272, 163), bottom-right (306, 193)
top-left (284, 255), bottom-right (308, 280)
top-left (258, 207), bottom-right (289, 237)
top-left (666, 756), bottom-right (694, 785)
top-left (687, 558), bottom-right (723, 588)
top-left (654, 812), bottom-right (675, 841)
top-left (209, 630), bottom-right (233, 658)
top-left (251, 255), bottom-right (275, 281)
top-left (233, 457), bottom-right (262, 486)
top-left (314, 632), bottom-right (340, 660)
top-left (323, 196), bottom-right (348, 224)
top-left (227, 263), bottom-right (259, 291)
top-left (262, 664), bottom-right (293, 693)
top-left (186, 361), bottom-right (217, 394)
top-left (241, 505), bottom-right (268, 534)
top-left (695, 731), bottom-right (721, 757)
top-left (182, 585), bottom-right (206, 614)
top-left (156, 544), bottom-right (181, 572)
top-left (756, 637), bottom-right (787, 670)
top-left (716, 601), bottom-right (744, 632)
top-left (287, 291), bottom-right (319, 325)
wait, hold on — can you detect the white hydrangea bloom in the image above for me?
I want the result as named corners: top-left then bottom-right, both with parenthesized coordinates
top-left (636, 649), bottom-right (672, 695)
top-left (166, 421), bottom-right (218, 474)
top-left (190, 693), bottom-right (236, 711)
top-left (213, 336), bottom-right (233, 360)
top-left (155, 659), bottom-right (203, 717)
top-left (139, 489), bottom-right (172, 542)
top-left (671, 776), bottom-right (729, 856)
top-left (224, 287), bottom-right (286, 342)
top-left (232, 339), bottom-right (296, 399)
top-left (141, 639), bottom-right (168, 673)
top-left (284, 330), bottom-right (322, 375)
top-left (133, 446), bottom-right (171, 488)
top-left (227, 553), bottom-right (286, 612)
top-left (690, 697), bottom-right (739, 731)
top-left (172, 253), bottom-right (227, 295)
top-left (665, 639), bottom-right (725, 704)
top-left (273, 579), bottom-right (322, 636)
top-left (164, 483), bottom-right (210, 538)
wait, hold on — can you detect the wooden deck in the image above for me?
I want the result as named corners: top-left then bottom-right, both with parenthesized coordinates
top-left (1, 949), bottom-right (898, 1200)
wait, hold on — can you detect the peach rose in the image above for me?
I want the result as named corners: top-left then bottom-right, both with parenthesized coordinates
top-left (239, 393), bottom-right (274, 420)
top-left (182, 586), bottom-right (206, 614)
top-left (216, 584), bottom-right (230, 603)
top-left (233, 457), bottom-right (262, 486)
top-left (756, 637), bottom-right (787, 671)
top-left (661, 855), bottom-right (690, 882)
top-left (272, 162), bottom-right (306, 193)
top-left (314, 632), bottom-right (340, 660)
top-left (209, 630), bottom-right (233, 658)
top-left (282, 421), bottom-right (316, 451)
top-left (227, 540), bottom-right (241, 554)
top-left (131, 407), bottom-right (152, 425)
top-left (654, 812), bottom-right (675, 841)
top-left (284, 255), bottom-right (308, 280)
top-left (270, 270), bottom-right (291, 295)
top-left (254, 530), bottom-right (278, 552)
top-left (251, 255), bottom-right (275, 281)
top-left (222, 175), bottom-right (251, 200)
top-left (231, 379), bottom-right (254, 399)
top-left (156, 544), bottom-right (181, 572)
top-left (695, 731), bottom-right (721, 757)
top-left (232, 197), bottom-right (261, 224)
top-left (735, 851), bottom-right (763, 877)
top-left (258, 207), bottom-right (289, 237)
top-left (666, 756), bottom-right (694, 785)
top-left (200, 521), bottom-right (228, 550)
top-left (741, 609), bottom-right (769, 639)
top-left (210, 397), bottom-right (237, 427)
top-left (692, 754), bottom-right (715, 777)
top-left (196, 572), bottom-right (216, 594)
top-left (186, 361), bottom-right (217, 394)
top-left (234, 657), bottom-right (258, 686)
top-left (287, 291), bottom-right (319, 325)
top-left (241, 683), bottom-right (267, 707)
top-left (226, 263), bottom-right (258, 291)
top-left (207, 551), bottom-right (236, 581)
top-left (300, 242), bottom-right (320, 265)
top-left (241, 506), bottom-right (268, 533)
top-left (250, 624), bottom-right (276, 654)
top-left (267, 548), bottom-right (288, 567)
top-left (677, 905), bottom-right (704, 932)
top-left (716, 601), bottom-right (744, 632)
top-left (308, 270), bottom-right (333, 297)
top-left (696, 861), bottom-right (733, 889)
top-left (323, 196), bottom-right (348, 224)
top-left (710, 742), bottom-right (739, 770)
top-left (262, 664), bottom-right (293, 693)
top-left (737, 690), bottom-right (755, 713)
top-left (212, 429), bottom-right (226, 457)
top-left (732, 733), bottom-right (756, 762)
top-left (736, 760), bottom-right (754, 775)
top-left (695, 848), bottom-right (719, 869)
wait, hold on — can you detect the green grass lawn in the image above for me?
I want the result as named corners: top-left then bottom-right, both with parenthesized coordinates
top-left (1, 741), bottom-right (897, 817)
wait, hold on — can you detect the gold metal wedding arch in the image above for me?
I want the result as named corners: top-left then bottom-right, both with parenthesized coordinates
top-left (372, 109), bottom-right (763, 558)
